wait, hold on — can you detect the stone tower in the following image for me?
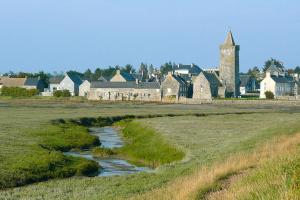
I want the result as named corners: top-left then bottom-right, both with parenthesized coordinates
top-left (219, 31), bottom-right (240, 97)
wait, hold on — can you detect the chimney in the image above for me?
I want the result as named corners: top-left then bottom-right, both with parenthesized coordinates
top-left (116, 70), bottom-right (121, 75)
top-left (136, 78), bottom-right (139, 84)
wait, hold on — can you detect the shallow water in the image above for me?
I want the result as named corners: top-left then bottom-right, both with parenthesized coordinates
top-left (65, 127), bottom-right (152, 176)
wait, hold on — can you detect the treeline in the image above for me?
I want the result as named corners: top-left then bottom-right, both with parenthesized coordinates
top-left (0, 86), bottom-right (39, 97)
top-left (2, 62), bottom-right (176, 85)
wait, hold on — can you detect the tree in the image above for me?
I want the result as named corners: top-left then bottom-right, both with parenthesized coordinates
top-left (148, 64), bottom-right (154, 78)
top-left (122, 64), bottom-right (135, 73)
top-left (294, 66), bottom-right (300, 74)
top-left (247, 66), bottom-right (260, 78)
top-left (263, 58), bottom-right (284, 72)
top-left (83, 69), bottom-right (93, 81)
top-left (139, 62), bottom-right (148, 81)
top-left (160, 62), bottom-right (173, 75)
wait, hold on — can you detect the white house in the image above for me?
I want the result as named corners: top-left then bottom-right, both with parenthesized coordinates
top-left (79, 80), bottom-right (91, 97)
top-left (49, 73), bottom-right (83, 96)
top-left (260, 71), bottom-right (293, 98)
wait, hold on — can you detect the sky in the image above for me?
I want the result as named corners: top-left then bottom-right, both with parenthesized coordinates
top-left (0, 0), bottom-right (299, 73)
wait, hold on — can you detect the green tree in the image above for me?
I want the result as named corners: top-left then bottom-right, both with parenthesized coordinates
top-left (139, 62), bottom-right (148, 81)
top-left (247, 66), bottom-right (260, 78)
top-left (294, 66), bottom-right (300, 74)
top-left (122, 64), bottom-right (135, 73)
top-left (160, 62), bottom-right (173, 75)
top-left (83, 69), bottom-right (93, 81)
top-left (263, 58), bottom-right (284, 72)
top-left (148, 64), bottom-right (154, 78)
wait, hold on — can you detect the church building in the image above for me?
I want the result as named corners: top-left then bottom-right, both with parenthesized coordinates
top-left (193, 31), bottom-right (240, 99)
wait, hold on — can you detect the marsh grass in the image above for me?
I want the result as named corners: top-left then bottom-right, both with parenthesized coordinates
top-left (92, 147), bottom-right (116, 158)
top-left (116, 121), bottom-right (185, 167)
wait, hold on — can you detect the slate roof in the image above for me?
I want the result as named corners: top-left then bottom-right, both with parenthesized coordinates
top-left (202, 71), bottom-right (222, 85)
top-left (49, 76), bottom-right (64, 84)
top-left (67, 73), bottom-right (83, 85)
top-left (120, 72), bottom-right (136, 81)
top-left (24, 77), bottom-right (40, 86)
top-left (271, 76), bottom-right (294, 83)
top-left (239, 75), bottom-right (251, 87)
top-left (173, 64), bottom-right (202, 75)
top-left (172, 74), bottom-right (188, 85)
top-left (91, 81), bottom-right (160, 89)
top-left (98, 76), bottom-right (110, 82)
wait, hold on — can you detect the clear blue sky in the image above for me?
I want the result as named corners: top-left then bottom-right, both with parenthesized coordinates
top-left (0, 0), bottom-right (299, 73)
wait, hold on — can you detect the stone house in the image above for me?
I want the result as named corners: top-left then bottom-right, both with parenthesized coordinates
top-left (161, 72), bottom-right (188, 100)
top-left (49, 73), bottom-right (83, 96)
top-left (88, 81), bottom-right (161, 102)
top-left (0, 76), bottom-right (45, 92)
top-left (110, 70), bottom-right (136, 82)
top-left (239, 75), bottom-right (258, 95)
top-left (79, 80), bottom-right (91, 97)
top-left (193, 71), bottom-right (221, 100)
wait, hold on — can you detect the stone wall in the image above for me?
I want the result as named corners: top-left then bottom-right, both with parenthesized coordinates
top-left (193, 73), bottom-right (212, 100)
top-left (88, 87), bottom-right (161, 102)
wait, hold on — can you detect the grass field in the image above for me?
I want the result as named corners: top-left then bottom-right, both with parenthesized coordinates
top-left (0, 98), bottom-right (300, 199)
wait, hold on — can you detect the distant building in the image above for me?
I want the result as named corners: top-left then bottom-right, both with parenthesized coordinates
top-left (193, 71), bottom-right (222, 99)
top-left (49, 73), bottom-right (83, 96)
top-left (173, 64), bottom-right (202, 82)
top-left (0, 76), bottom-right (45, 92)
top-left (260, 63), bottom-right (296, 98)
top-left (239, 75), bottom-right (258, 95)
top-left (192, 31), bottom-right (239, 100)
top-left (88, 81), bottom-right (161, 102)
top-left (79, 80), bottom-right (91, 97)
top-left (110, 70), bottom-right (136, 82)
top-left (161, 72), bottom-right (188, 100)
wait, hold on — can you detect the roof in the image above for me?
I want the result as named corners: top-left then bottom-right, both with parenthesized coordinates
top-left (91, 81), bottom-right (160, 89)
top-left (271, 76), bottom-right (294, 83)
top-left (173, 64), bottom-right (202, 75)
top-left (98, 76), bottom-right (110, 82)
top-left (66, 73), bottom-right (83, 85)
top-left (202, 71), bottom-right (221, 85)
top-left (239, 75), bottom-right (252, 87)
top-left (172, 74), bottom-right (188, 85)
top-left (24, 77), bottom-right (41, 86)
top-left (120, 71), bottom-right (136, 81)
top-left (0, 76), bottom-right (26, 87)
top-left (224, 31), bottom-right (235, 46)
top-left (49, 76), bottom-right (64, 84)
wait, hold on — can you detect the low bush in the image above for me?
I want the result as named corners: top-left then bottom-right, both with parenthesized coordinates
top-left (0, 86), bottom-right (39, 97)
top-left (53, 90), bottom-right (71, 97)
top-left (265, 91), bottom-right (275, 99)
top-left (92, 147), bottom-right (116, 158)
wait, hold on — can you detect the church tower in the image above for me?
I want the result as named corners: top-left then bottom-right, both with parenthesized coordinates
top-left (219, 31), bottom-right (240, 97)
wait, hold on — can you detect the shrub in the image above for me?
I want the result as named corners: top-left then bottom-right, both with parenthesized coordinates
top-left (92, 147), bottom-right (115, 158)
top-left (0, 86), bottom-right (39, 97)
top-left (265, 91), bottom-right (274, 99)
top-left (75, 159), bottom-right (99, 176)
top-left (53, 90), bottom-right (71, 97)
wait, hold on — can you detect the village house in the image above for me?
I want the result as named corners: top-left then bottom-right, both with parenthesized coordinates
top-left (79, 80), bottom-right (91, 97)
top-left (49, 73), bottom-right (83, 96)
top-left (0, 76), bottom-right (45, 92)
top-left (239, 75), bottom-right (259, 95)
top-left (161, 72), bottom-right (188, 100)
top-left (110, 70), bottom-right (136, 82)
top-left (260, 71), bottom-right (294, 98)
top-left (193, 71), bottom-right (222, 99)
top-left (88, 81), bottom-right (161, 102)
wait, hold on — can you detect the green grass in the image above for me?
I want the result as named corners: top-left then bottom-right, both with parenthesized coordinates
top-left (0, 98), bottom-right (300, 199)
top-left (92, 147), bottom-right (116, 158)
top-left (116, 120), bottom-right (185, 167)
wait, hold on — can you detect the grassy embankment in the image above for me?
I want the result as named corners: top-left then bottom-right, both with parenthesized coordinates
top-left (1, 99), bottom-right (300, 199)
top-left (2, 111), bottom-right (300, 200)
top-left (0, 121), bottom-right (100, 188)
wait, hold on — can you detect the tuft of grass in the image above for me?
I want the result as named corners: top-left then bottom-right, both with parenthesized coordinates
top-left (92, 147), bottom-right (116, 158)
top-left (116, 120), bottom-right (185, 167)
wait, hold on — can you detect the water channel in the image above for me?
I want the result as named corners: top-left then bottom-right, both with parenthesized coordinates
top-left (65, 127), bottom-right (152, 177)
